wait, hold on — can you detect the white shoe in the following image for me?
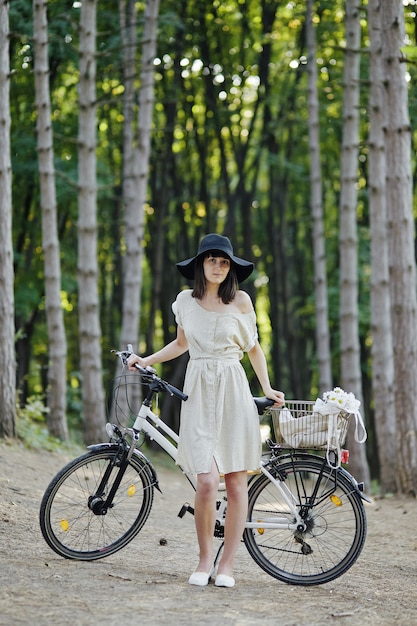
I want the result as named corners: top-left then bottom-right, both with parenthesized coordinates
top-left (214, 574), bottom-right (235, 588)
top-left (188, 566), bottom-right (215, 586)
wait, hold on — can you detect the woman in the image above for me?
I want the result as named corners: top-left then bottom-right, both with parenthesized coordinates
top-left (128, 234), bottom-right (285, 587)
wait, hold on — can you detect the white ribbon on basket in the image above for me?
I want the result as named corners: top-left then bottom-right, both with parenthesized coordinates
top-left (312, 392), bottom-right (367, 467)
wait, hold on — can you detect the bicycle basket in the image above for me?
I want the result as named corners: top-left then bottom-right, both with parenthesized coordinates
top-left (109, 374), bottom-right (149, 428)
top-left (270, 401), bottom-right (351, 452)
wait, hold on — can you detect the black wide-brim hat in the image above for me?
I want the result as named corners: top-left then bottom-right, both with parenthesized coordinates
top-left (176, 233), bottom-right (254, 283)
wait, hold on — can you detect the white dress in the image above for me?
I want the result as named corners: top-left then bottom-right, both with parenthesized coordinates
top-left (172, 289), bottom-right (262, 475)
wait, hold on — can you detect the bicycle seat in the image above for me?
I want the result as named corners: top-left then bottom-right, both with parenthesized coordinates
top-left (254, 397), bottom-right (275, 415)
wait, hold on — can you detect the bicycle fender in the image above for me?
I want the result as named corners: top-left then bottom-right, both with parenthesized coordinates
top-left (337, 466), bottom-right (373, 504)
top-left (261, 451), bottom-right (372, 504)
top-left (132, 448), bottom-right (162, 493)
top-left (87, 443), bottom-right (162, 493)
top-left (88, 442), bottom-right (119, 452)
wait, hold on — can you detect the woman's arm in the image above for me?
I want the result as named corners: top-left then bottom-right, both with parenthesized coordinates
top-left (248, 340), bottom-right (285, 405)
top-left (127, 325), bottom-right (188, 370)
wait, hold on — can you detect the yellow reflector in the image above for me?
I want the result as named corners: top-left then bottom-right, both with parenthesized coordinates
top-left (127, 484), bottom-right (136, 497)
top-left (257, 520), bottom-right (265, 535)
top-left (330, 494), bottom-right (342, 507)
top-left (60, 519), bottom-right (69, 532)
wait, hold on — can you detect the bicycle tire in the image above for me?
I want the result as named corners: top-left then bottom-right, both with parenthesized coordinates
top-left (40, 449), bottom-right (155, 561)
top-left (243, 457), bottom-right (367, 585)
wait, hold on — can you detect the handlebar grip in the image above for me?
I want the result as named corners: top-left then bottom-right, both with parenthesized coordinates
top-left (165, 383), bottom-right (188, 402)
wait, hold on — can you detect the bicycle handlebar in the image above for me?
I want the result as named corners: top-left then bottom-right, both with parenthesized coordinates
top-left (111, 346), bottom-right (188, 402)
top-left (133, 363), bottom-right (189, 402)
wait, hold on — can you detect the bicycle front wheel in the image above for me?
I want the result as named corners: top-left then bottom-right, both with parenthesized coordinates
top-left (40, 449), bottom-right (155, 561)
top-left (243, 458), bottom-right (367, 585)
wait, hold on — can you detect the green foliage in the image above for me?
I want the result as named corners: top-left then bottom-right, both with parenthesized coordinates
top-left (16, 392), bottom-right (84, 453)
top-left (16, 396), bottom-right (58, 450)
top-left (7, 0), bottom-right (417, 455)
top-left (16, 396), bottom-right (53, 449)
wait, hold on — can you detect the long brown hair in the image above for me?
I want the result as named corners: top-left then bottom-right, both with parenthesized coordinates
top-left (192, 252), bottom-right (238, 304)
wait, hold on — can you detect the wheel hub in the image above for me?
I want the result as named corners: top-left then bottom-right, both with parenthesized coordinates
top-left (88, 496), bottom-right (108, 515)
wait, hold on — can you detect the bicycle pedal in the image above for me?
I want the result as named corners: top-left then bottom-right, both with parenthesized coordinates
top-left (178, 502), bottom-right (194, 518)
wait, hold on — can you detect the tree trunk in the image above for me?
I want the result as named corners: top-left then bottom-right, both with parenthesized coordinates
top-left (367, 0), bottom-right (397, 494)
top-left (0, 0), bottom-right (16, 439)
top-left (383, 0), bottom-right (417, 496)
top-left (112, 0), bottom-right (160, 422)
top-left (33, 0), bottom-right (69, 440)
top-left (77, 0), bottom-right (106, 443)
top-left (119, 0), bottom-right (138, 358)
top-left (119, 0), bottom-right (160, 352)
top-left (109, 0), bottom-right (141, 424)
top-left (338, 0), bottom-right (370, 484)
top-left (305, 0), bottom-right (332, 394)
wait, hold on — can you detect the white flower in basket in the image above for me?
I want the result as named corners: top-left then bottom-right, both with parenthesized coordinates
top-left (276, 387), bottom-right (367, 468)
top-left (319, 387), bottom-right (361, 415)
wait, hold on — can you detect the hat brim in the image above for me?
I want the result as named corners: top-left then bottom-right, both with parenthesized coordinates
top-left (176, 253), bottom-right (254, 283)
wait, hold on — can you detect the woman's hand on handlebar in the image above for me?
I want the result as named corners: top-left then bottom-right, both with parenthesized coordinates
top-left (263, 387), bottom-right (285, 407)
top-left (127, 353), bottom-right (151, 371)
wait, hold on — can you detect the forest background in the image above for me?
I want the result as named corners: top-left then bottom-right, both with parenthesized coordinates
top-left (1, 0), bottom-right (417, 496)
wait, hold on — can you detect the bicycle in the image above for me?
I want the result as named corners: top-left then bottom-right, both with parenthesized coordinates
top-left (39, 347), bottom-right (370, 586)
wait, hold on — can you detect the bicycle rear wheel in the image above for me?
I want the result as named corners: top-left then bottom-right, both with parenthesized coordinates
top-left (243, 457), bottom-right (367, 585)
top-left (40, 448), bottom-right (154, 560)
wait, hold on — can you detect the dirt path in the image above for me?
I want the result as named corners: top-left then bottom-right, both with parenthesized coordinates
top-left (0, 440), bottom-right (416, 626)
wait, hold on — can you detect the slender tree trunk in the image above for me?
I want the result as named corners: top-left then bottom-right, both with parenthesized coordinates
top-left (0, 0), bottom-right (16, 439)
top-left (382, 0), bottom-right (417, 496)
top-left (112, 0), bottom-right (159, 422)
top-left (305, 0), bottom-right (332, 394)
top-left (109, 0), bottom-right (140, 423)
top-left (338, 0), bottom-right (370, 484)
top-left (367, 0), bottom-right (397, 494)
top-left (119, 0), bottom-right (138, 354)
top-left (119, 0), bottom-right (160, 353)
top-left (77, 0), bottom-right (106, 443)
top-left (33, 0), bottom-right (69, 440)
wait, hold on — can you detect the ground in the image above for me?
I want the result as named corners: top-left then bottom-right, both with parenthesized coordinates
top-left (0, 440), bottom-right (416, 626)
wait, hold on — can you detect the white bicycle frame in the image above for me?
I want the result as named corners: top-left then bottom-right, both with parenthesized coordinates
top-left (129, 401), bottom-right (305, 533)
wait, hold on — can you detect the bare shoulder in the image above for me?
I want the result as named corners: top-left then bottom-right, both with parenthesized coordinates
top-left (234, 289), bottom-right (254, 314)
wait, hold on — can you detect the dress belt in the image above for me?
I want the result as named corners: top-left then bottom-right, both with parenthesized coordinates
top-left (190, 356), bottom-right (239, 361)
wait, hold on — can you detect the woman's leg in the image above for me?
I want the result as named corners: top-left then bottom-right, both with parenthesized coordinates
top-left (193, 460), bottom-right (220, 572)
top-left (216, 470), bottom-right (248, 577)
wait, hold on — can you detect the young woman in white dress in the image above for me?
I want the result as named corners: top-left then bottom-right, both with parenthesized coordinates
top-left (128, 234), bottom-right (285, 587)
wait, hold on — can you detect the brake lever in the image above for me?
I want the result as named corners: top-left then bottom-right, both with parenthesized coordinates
top-left (111, 349), bottom-right (132, 366)
top-left (110, 346), bottom-right (157, 374)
